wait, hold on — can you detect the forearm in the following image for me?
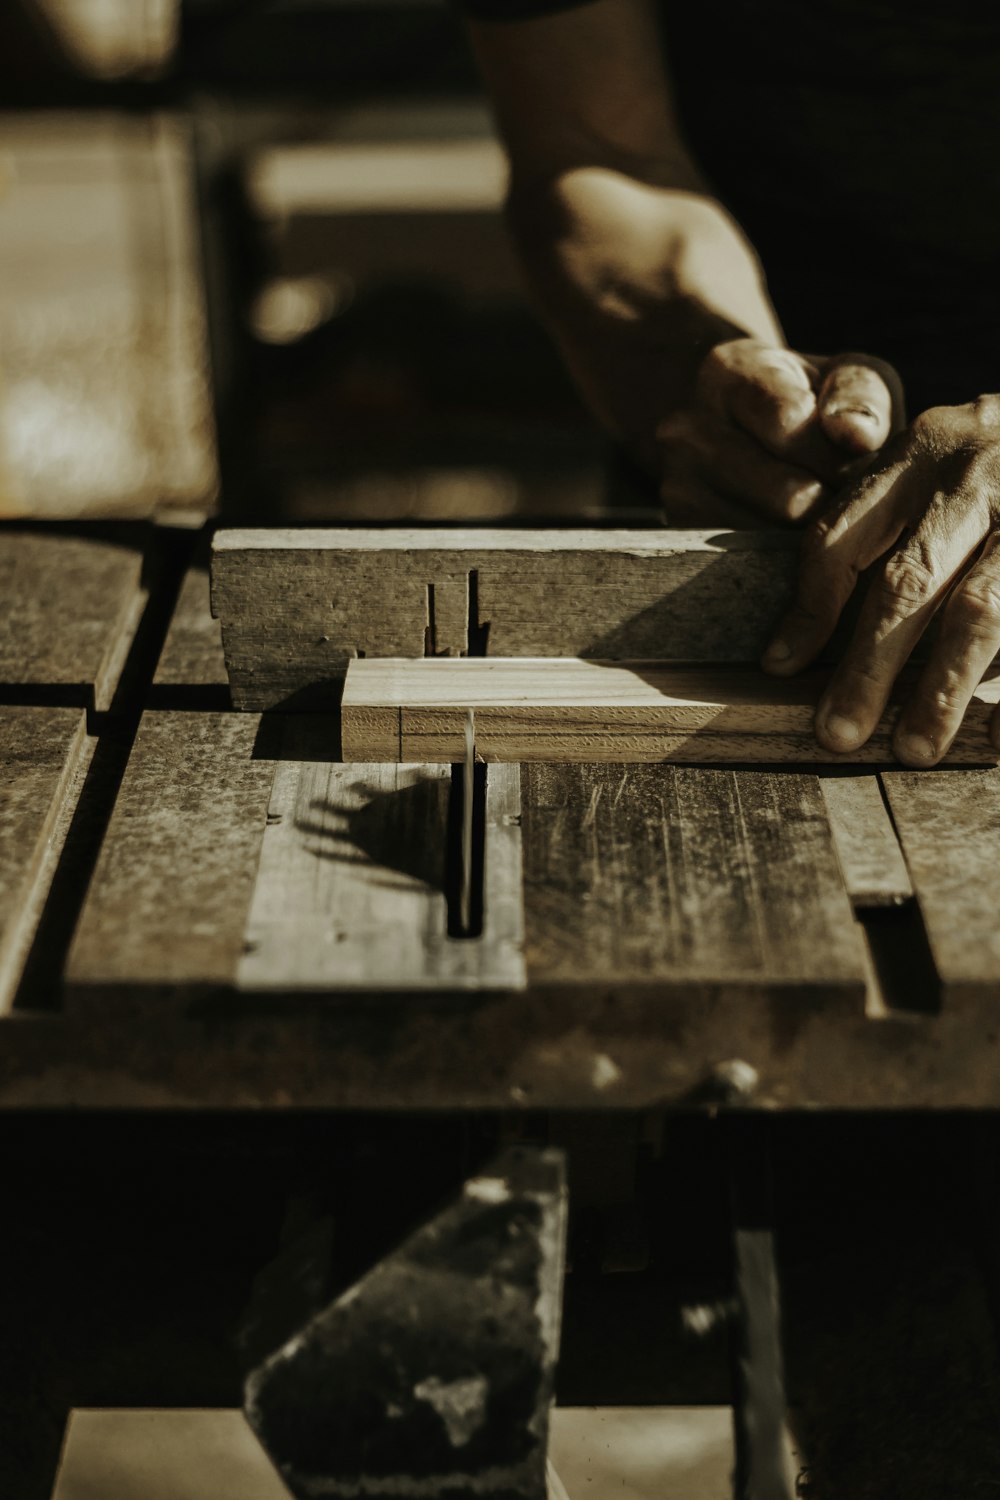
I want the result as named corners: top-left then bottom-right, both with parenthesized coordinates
top-left (466, 0), bottom-right (782, 452)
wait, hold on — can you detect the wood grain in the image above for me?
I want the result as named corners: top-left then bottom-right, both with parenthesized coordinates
top-left (819, 776), bottom-right (913, 907)
top-left (340, 658), bottom-right (1000, 766)
top-left (522, 763), bottom-right (867, 1006)
top-left (66, 713), bottom-right (274, 1003)
top-left (0, 707), bottom-right (90, 1013)
top-left (883, 768), bottom-right (1000, 1005)
top-left (0, 113), bottom-right (216, 518)
top-left (0, 529), bottom-right (147, 709)
top-left (211, 528), bottom-right (798, 710)
top-left (238, 723), bottom-right (525, 994)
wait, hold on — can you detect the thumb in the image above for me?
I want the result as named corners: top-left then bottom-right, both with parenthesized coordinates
top-left (817, 355), bottom-right (903, 455)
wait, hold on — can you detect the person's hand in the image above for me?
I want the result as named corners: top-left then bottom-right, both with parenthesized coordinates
top-left (658, 338), bottom-right (903, 524)
top-left (763, 395), bottom-right (1000, 765)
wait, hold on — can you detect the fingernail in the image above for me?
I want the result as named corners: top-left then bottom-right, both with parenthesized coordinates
top-left (894, 731), bottom-right (937, 766)
top-left (820, 712), bottom-right (863, 749)
top-left (763, 638), bottom-right (791, 665)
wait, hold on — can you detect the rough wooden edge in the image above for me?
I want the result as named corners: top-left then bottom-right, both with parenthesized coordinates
top-left (0, 712), bottom-right (91, 1016)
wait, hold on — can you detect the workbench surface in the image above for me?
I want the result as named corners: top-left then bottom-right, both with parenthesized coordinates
top-left (2, 522), bottom-right (999, 1110)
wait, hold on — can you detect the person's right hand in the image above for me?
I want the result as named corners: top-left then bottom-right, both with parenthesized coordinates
top-left (658, 338), bottom-right (905, 525)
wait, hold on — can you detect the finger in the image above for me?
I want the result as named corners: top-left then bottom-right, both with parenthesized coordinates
top-left (761, 457), bottom-right (911, 675)
top-left (815, 485), bottom-right (992, 753)
top-left (659, 410), bottom-right (828, 522)
top-left (817, 355), bottom-right (900, 455)
top-left (725, 348), bottom-right (819, 454)
top-left (892, 529), bottom-right (1000, 765)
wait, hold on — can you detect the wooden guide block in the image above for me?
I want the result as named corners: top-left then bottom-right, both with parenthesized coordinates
top-left (341, 657), bottom-right (1000, 766)
top-left (522, 763), bottom-right (867, 1005)
top-left (0, 706), bottom-right (90, 1013)
top-left (0, 529), bottom-right (147, 709)
top-left (883, 768), bottom-right (1000, 1006)
top-left (238, 724), bottom-right (526, 995)
top-left (211, 527), bottom-right (798, 710)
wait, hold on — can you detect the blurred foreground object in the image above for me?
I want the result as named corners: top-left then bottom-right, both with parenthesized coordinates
top-left (0, 112), bottom-right (217, 519)
top-left (28, 0), bottom-right (179, 79)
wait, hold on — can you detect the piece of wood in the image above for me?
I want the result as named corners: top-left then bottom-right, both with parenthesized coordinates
top-left (0, 113), bottom-right (216, 518)
top-left (340, 658), bottom-right (1000, 766)
top-left (51, 1410), bottom-right (290, 1500)
top-left (819, 775), bottom-right (913, 907)
top-left (211, 528), bottom-right (798, 709)
top-left (66, 713), bottom-right (275, 1001)
top-left (0, 529), bottom-right (148, 709)
top-left (0, 706), bottom-right (90, 1014)
top-left (882, 768), bottom-right (1000, 1006)
top-left (523, 763), bottom-right (867, 1005)
top-left (49, 1407), bottom-right (735, 1500)
top-left (238, 725), bottom-right (525, 994)
top-left (153, 561), bottom-right (228, 691)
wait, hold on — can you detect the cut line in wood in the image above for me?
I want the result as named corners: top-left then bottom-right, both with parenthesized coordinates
top-left (238, 728), bottom-right (526, 995)
top-left (341, 658), bottom-right (1000, 766)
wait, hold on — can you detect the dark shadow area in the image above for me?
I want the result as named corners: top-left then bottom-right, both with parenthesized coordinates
top-left (293, 773), bottom-right (448, 896)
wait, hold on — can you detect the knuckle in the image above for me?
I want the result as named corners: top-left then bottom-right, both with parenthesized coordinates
top-left (880, 548), bottom-right (940, 609)
top-left (948, 576), bottom-right (1000, 636)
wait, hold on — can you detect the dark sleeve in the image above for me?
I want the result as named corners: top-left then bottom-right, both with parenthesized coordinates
top-left (453, 0), bottom-right (600, 20)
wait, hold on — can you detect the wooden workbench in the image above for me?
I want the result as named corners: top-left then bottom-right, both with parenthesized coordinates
top-left (2, 520), bottom-right (999, 1111)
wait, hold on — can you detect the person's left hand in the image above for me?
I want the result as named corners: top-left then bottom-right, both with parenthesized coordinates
top-left (762, 395), bottom-right (1000, 766)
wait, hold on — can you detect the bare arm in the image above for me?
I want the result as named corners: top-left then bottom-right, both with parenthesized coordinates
top-left (468, 0), bottom-right (898, 520)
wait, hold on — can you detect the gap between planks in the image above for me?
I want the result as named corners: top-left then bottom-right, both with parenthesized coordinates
top-left (340, 657), bottom-right (1000, 766)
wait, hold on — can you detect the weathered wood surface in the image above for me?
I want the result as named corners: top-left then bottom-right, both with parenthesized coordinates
top-left (66, 713), bottom-right (274, 1000)
top-left (211, 528), bottom-right (798, 710)
top-left (0, 707), bottom-right (90, 1014)
top-left (883, 769), bottom-right (1000, 1006)
top-left (0, 528), bottom-right (148, 709)
top-left (819, 776), bottom-right (913, 908)
top-left (522, 763), bottom-right (867, 1006)
top-left (340, 658), bottom-right (999, 767)
top-left (153, 561), bottom-right (228, 691)
top-left (0, 113), bottom-right (216, 519)
top-left (238, 730), bottom-right (526, 994)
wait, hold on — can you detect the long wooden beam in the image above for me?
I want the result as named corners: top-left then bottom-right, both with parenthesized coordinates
top-left (340, 657), bottom-right (1000, 765)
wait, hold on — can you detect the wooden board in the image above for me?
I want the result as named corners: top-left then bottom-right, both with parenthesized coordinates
top-left (0, 529), bottom-right (147, 709)
top-left (0, 706), bottom-right (90, 1014)
top-left (340, 658), bottom-right (1000, 766)
top-left (66, 713), bottom-right (275, 1001)
top-left (211, 528), bottom-right (798, 710)
top-left (0, 113), bottom-right (216, 519)
top-left (238, 729), bottom-right (526, 994)
top-left (153, 561), bottom-right (228, 694)
top-left (522, 763), bottom-right (867, 1005)
top-left (819, 776), bottom-right (912, 908)
top-left (49, 1406), bottom-right (734, 1500)
top-left (883, 768), bottom-right (1000, 1006)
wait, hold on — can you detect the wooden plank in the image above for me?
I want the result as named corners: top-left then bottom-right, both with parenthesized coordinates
top-left (0, 529), bottom-right (148, 709)
top-left (211, 528), bottom-right (798, 710)
top-left (882, 768), bottom-right (1000, 1005)
top-left (819, 776), bottom-right (913, 908)
top-left (340, 658), bottom-right (999, 766)
top-left (238, 723), bottom-right (525, 994)
top-left (66, 713), bottom-right (274, 1003)
top-left (154, 562), bottom-right (228, 691)
top-left (0, 113), bottom-right (216, 519)
top-left (0, 706), bottom-right (90, 1014)
top-left (522, 763), bottom-right (867, 1004)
